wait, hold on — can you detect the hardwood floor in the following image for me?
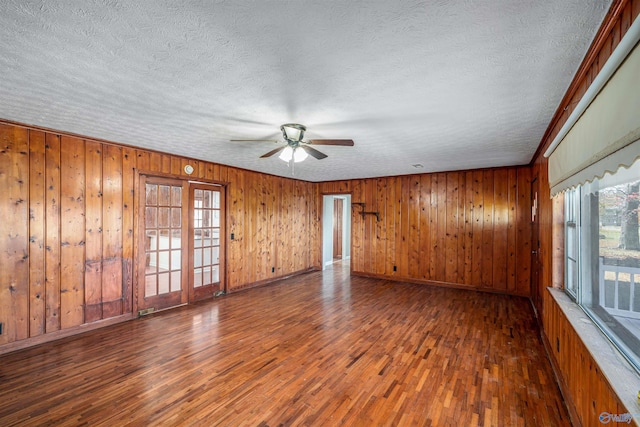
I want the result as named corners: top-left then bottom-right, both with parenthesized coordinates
top-left (0, 262), bottom-right (570, 426)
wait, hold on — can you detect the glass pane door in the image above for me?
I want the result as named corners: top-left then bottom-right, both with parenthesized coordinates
top-left (190, 184), bottom-right (224, 300)
top-left (138, 176), bottom-right (187, 312)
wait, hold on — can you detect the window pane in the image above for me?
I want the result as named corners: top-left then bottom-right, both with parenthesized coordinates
top-left (575, 158), bottom-right (640, 371)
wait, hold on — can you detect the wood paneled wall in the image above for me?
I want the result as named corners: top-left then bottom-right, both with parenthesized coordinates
top-left (0, 122), bottom-right (320, 350)
top-left (321, 167), bottom-right (532, 296)
top-left (531, 1), bottom-right (640, 424)
top-left (543, 291), bottom-right (629, 427)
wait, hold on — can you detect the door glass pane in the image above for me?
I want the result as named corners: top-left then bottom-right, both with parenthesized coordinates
top-left (170, 271), bottom-right (181, 292)
top-left (194, 268), bottom-right (202, 288)
top-left (212, 246), bottom-right (220, 264)
top-left (145, 207), bottom-right (157, 228)
top-left (194, 248), bottom-right (202, 268)
top-left (171, 229), bottom-right (181, 248)
top-left (159, 230), bottom-right (170, 250)
top-left (212, 265), bottom-right (220, 282)
top-left (213, 191), bottom-right (220, 208)
top-left (171, 208), bottom-right (181, 228)
top-left (158, 273), bottom-right (170, 294)
top-left (172, 186), bottom-right (182, 207)
top-left (146, 230), bottom-right (157, 250)
top-left (145, 275), bottom-right (157, 297)
top-left (159, 185), bottom-right (171, 205)
top-left (159, 208), bottom-right (170, 228)
top-left (146, 184), bottom-right (157, 205)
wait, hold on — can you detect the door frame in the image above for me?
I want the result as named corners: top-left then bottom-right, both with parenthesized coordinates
top-left (133, 170), bottom-right (229, 316)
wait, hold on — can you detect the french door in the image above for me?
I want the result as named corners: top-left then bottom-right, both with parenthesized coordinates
top-left (189, 184), bottom-right (225, 301)
top-left (138, 176), bottom-right (189, 312)
top-left (137, 176), bottom-right (225, 313)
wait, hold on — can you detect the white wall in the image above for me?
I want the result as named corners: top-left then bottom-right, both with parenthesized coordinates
top-left (322, 194), bottom-right (351, 270)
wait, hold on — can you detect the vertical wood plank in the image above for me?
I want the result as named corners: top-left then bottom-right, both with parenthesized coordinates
top-left (463, 172), bottom-right (474, 285)
top-left (435, 173), bottom-right (447, 281)
top-left (408, 176), bottom-right (421, 278)
top-left (29, 130), bottom-right (47, 337)
top-left (429, 174), bottom-right (439, 280)
top-left (506, 169), bottom-right (518, 293)
top-left (394, 177), bottom-right (403, 275)
top-left (375, 178), bottom-right (387, 275)
top-left (102, 144), bottom-right (123, 316)
top-left (45, 133), bottom-right (61, 332)
top-left (149, 152), bottom-right (162, 174)
top-left (352, 180), bottom-right (364, 272)
top-left (481, 170), bottom-right (494, 289)
top-left (385, 178), bottom-right (397, 275)
top-left (0, 124), bottom-right (30, 344)
top-left (59, 136), bottom-right (85, 328)
top-left (516, 168), bottom-right (531, 296)
top-left (456, 172), bottom-right (467, 285)
top-left (419, 174), bottom-right (431, 280)
top-left (122, 147), bottom-right (135, 313)
top-left (445, 173), bottom-right (459, 284)
top-left (492, 169), bottom-right (508, 292)
top-left (84, 141), bottom-right (103, 322)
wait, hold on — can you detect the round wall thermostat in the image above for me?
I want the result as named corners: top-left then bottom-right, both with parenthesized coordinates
top-left (184, 164), bottom-right (194, 175)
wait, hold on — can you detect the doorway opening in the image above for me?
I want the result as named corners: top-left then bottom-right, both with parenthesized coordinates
top-left (322, 194), bottom-right (351, 270)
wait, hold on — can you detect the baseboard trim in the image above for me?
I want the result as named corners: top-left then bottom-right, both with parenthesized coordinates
top-left (228, 268), bottom-right (319, 293)
top-left (0, 313), bottom-right (135, 356)
top-left (350, 271), bottom-right (531, 297)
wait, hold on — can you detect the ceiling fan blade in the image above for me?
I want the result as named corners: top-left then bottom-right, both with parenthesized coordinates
top-left (301, 145), bottom-right (328, 160)
top-left (308, 139), bottom-right (355, 146)
top-left (231, 139), bottom-right (280, 142)
top-left (260, 146), bottom-right (286, 158)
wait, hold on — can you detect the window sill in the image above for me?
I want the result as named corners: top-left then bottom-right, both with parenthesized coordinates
top-left (549, 288), bottom-right (640, 417)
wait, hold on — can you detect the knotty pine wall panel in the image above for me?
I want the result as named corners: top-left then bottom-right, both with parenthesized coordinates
top-left (0, 121), bottom-right (320, 350)
top-left (0, 125), bottom-right (30, 343)
top-left (320, 166), bottom-right (532, 296)
top-left (543, 291), bottom-right (627, 427)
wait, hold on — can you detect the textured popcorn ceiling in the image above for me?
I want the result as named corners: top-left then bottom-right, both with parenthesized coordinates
top-left (0, 0), bottom-right (610, 182)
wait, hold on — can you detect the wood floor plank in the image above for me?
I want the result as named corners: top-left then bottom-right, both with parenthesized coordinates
top-left (0, 262), bottom-right (570, 426)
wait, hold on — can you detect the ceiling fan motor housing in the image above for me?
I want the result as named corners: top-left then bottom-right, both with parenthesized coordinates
top-left (281, 123), bottom-right (306, 142)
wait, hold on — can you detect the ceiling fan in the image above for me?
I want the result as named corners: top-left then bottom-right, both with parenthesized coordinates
top-left (231, 123), bottom-right (354, 163)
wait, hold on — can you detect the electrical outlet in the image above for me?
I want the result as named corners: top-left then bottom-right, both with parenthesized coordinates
top-left (231, 233), bottom-right (235, 240)
top-left (393, 265), bottom-right (397, 272)
top-left (0, 322), bottom-right (3, 335)
top-left (272, 266), bottom-right (275, 273)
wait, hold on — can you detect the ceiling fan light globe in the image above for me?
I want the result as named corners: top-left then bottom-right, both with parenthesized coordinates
top-left (279, 146), bottom-right (294, 162)
top-left (294, 147), bottom-right (308, 163)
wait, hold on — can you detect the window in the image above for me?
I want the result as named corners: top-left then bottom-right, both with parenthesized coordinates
top-left (566, 158), bottom-right (640, 370)
top-left (565, 188), bottom-right (579, 298)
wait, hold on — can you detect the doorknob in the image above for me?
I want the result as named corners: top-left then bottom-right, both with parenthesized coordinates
top-left (532, 250), bottom-right (538, 255)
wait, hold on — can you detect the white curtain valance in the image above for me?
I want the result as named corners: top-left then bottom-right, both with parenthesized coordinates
top-left (547, 19), bottom-right (640, 196)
